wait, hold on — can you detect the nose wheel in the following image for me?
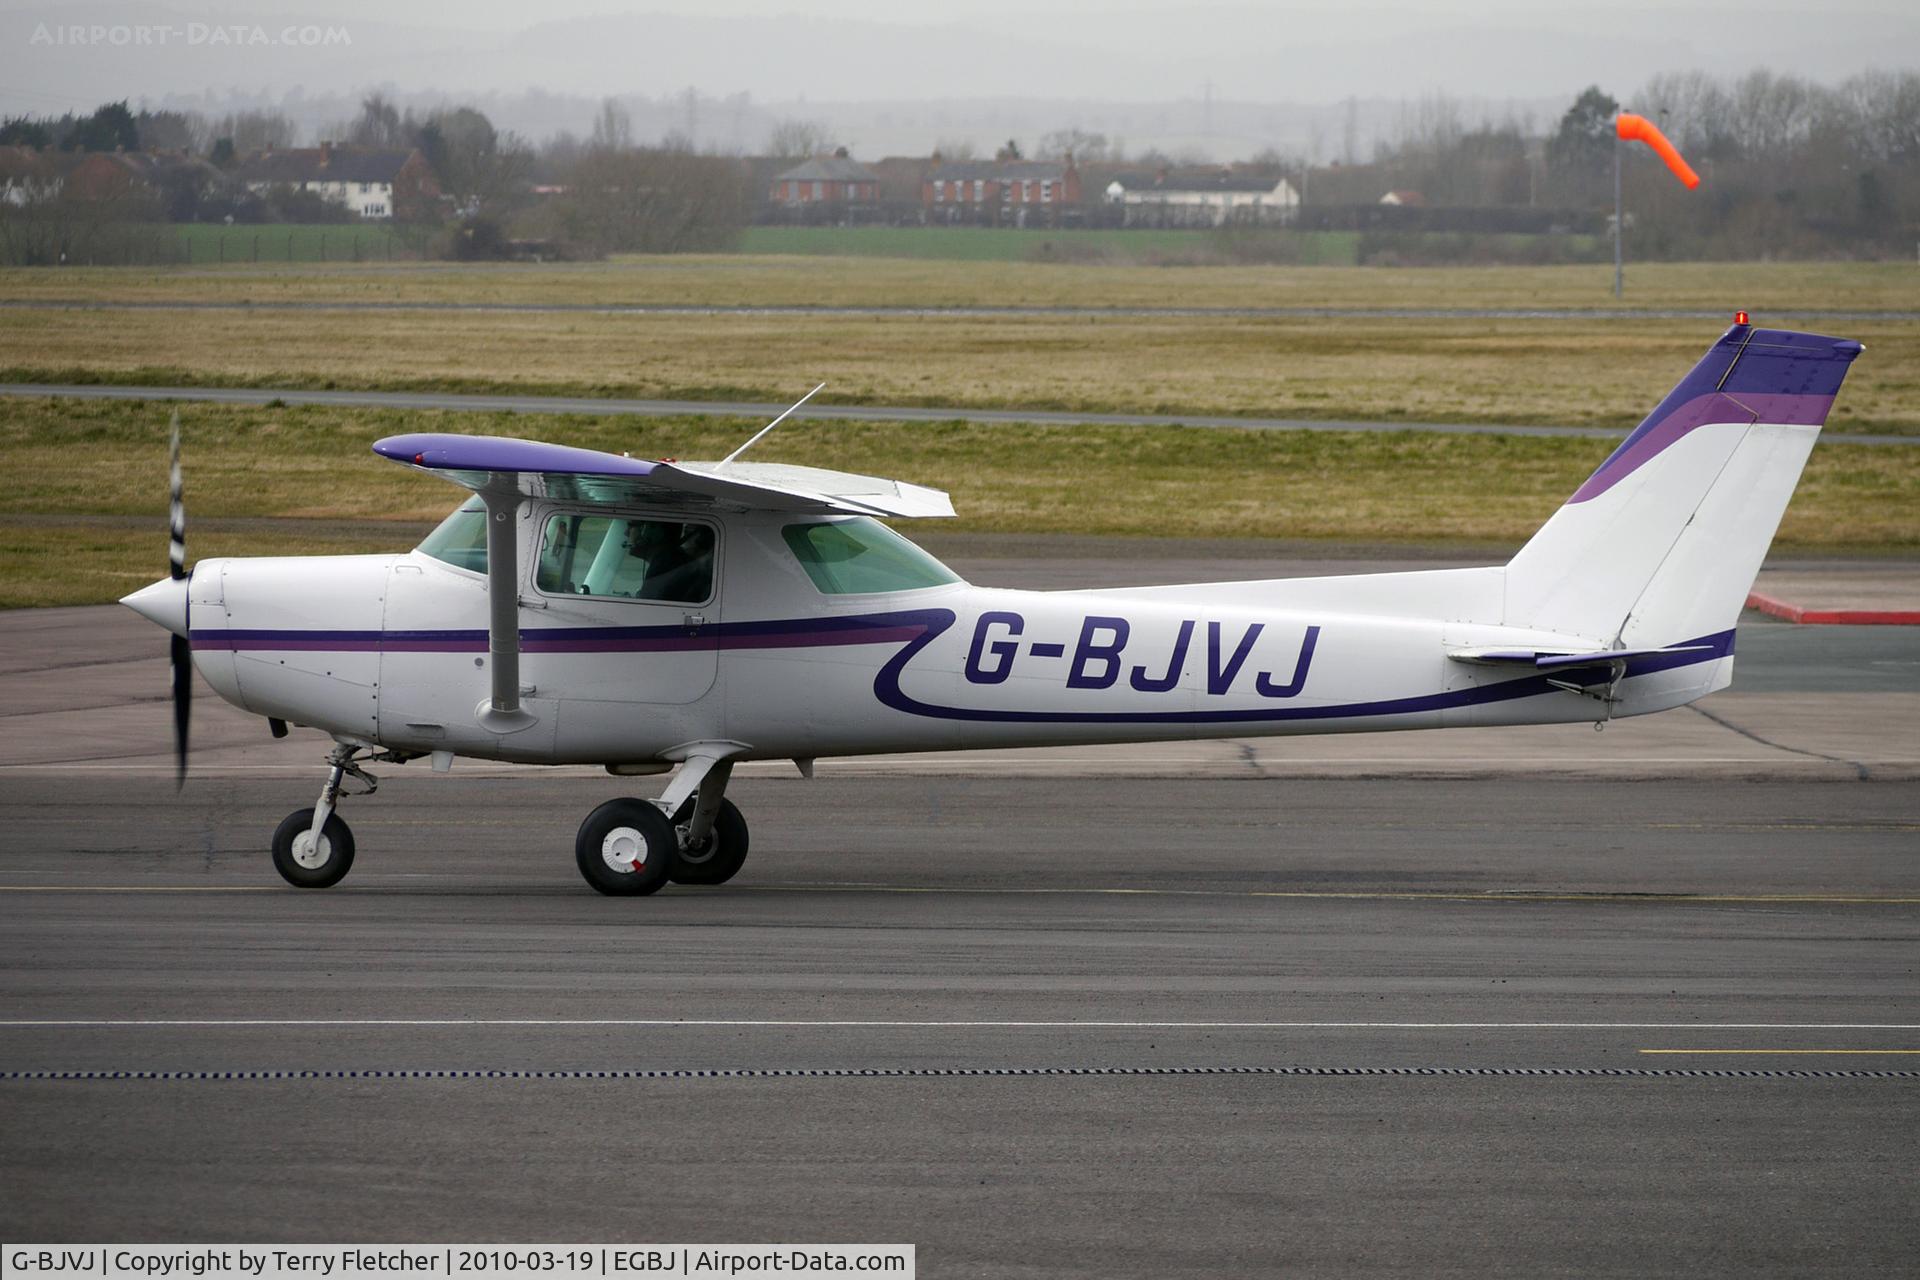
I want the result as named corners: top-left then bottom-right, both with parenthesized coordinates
top-left (271, 807), bottom-right (356, 888)
top-left (271, 743), bottom-right (376, 889)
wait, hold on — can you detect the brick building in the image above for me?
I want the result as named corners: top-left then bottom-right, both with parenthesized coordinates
top-left (770, 150), bottom-right (880, 205)
top-left (924, 156), bottom-right (1081, 222)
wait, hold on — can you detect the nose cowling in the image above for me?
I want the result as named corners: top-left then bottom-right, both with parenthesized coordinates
top-left (121, 575), bottom-right (189, 639)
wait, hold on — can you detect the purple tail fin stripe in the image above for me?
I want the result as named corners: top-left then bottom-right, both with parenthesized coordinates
top-left (1566, 324), bottom-right (1861, 506)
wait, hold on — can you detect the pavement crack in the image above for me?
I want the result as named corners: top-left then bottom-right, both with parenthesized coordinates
top-left (1235, 740), bottom-right (1265, 778)
top-left (1688, 703), bottom-right (1873, 780)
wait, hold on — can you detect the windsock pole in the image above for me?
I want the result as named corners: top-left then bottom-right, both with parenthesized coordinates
top-left (1614, 134), bottom-right (1624, 297)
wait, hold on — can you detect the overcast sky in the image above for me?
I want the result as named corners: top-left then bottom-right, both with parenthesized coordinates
top-left (3, 0), bottom-right (1913, 154)
top-left (11, 0), bottom-right (1918, 28)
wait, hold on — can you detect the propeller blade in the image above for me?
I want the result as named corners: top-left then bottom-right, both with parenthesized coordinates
top-left (167, 409), bottom-right (190, 788)
top-left (168, 409), bottom-right (185, 582)
top-left (171, 632), bottom-right (191, 789)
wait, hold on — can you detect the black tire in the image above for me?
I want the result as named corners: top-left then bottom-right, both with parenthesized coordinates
top-left (670, 797), bottom-right (750, 886)
top-left (575, 798), bottom-right (676, 896)
top-left (271, 807), bottom-right (356, 889)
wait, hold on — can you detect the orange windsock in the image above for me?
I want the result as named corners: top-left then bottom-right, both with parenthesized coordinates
top-left (1616, 113), bottom-right (1700, 188)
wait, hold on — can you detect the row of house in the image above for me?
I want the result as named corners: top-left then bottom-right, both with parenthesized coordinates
top-left (767, 149), bottom-right (1304, 227)
top-left (0, 143), bottom-right (440, 220)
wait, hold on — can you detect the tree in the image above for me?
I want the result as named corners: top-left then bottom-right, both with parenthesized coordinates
top-left (62, 101), bottom-right (139, 153)
top-left (589, 99), bottom-right (632, 153)
top-left (559, 148), bottom-right (747, 255)
top-left (344, 94), bottom-right (411, 149)
top-left (995, 138), bottom-right (1023, 161)
top-left (1547, 85), bottom-right (1619, 175)
top-left (1036, 128), bottom-right (1108, 163)
top-left (0, 117), bottom-right (51, 148)
top-left (210, 110), bottom-right (295, 153)
top-left (134, 109), bottom-right (200, 152)
top-left (765, 118), bottom-right (834, 159)
top-left (209, 138), bottom-right (236, 169)
top-left (419, 107), bottom-right (530, 214)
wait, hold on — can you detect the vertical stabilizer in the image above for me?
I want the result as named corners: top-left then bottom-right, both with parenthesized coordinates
top-left (1503, 321), bottom-right (1861, 643)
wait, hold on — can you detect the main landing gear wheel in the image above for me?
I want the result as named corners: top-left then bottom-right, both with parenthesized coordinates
top-left (576, 798), bottom-right (676, 896)
top-left (271, 807), bottom-right (356, 888)
top-left (670, 798), bottom-right (750, 886)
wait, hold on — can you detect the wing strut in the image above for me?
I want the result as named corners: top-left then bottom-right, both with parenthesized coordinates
top-left (478, 481), bottom-right (537, 734)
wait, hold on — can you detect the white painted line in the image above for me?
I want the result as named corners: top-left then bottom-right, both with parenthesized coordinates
top-left (2, 1019), bottom-right (1916, 1030)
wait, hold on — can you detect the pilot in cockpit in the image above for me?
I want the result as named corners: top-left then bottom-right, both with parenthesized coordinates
top-left (623, 521), bottom-right (714, 603)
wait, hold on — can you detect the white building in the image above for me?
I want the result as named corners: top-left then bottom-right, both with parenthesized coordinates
top-left (1105, 168), bottom-right (1300, 227)
top-left (233, 144), bottom-right (437, 220)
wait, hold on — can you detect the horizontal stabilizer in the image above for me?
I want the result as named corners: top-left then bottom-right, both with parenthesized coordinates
top-left (1447, 644), bottom-right (1715, 669)
top-left (372, 433), bottom-right (954, 519)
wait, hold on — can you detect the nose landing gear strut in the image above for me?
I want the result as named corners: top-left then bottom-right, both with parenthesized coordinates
top-left (270, 743), bottom-right (379, 888)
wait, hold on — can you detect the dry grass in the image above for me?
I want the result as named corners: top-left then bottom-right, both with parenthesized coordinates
top-left (2, 257), bottom-right (1915, 312)
top-left (2, 309), bottom-right (1914, 434)
top-left (3, 398), bottom-right (1913, 607)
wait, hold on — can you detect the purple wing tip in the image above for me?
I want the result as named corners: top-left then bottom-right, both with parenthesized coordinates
top-left (373, 433), bottom-right (658, 478)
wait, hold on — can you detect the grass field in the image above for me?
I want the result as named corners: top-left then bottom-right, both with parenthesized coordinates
top-left (3, 255), bottom-right (1913, 606)
top-left (168, 223), bottom-right (415, 265)
top-left (2, 258), bottom-right (1913, 313)
top-left (3, 310), bottom-right (1914, 434)
top-left (4, 398), bottom-right (1915, 608)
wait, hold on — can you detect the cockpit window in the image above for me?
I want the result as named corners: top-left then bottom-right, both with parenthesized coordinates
top-left (417, 498), bottom-right (488, 573)
top-left (782, 518), bottom-right (960, 595)
top-left (536, 514), bottom-right (715, 604)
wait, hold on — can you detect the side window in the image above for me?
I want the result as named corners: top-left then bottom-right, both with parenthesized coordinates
top-left (536, 514), bottom-right (715, 604)
top-left (782, 518), bottom-right (961, 595)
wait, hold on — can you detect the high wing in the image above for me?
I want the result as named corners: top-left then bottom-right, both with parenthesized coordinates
top-left (372, 433), bottom-right (955, 519)
top-left (370, 431), bottom-right (951, 738)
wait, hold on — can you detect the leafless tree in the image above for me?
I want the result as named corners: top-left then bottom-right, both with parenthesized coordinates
top-left (342, 94), bottom-right (413, 149)
top-left (210, 110), bottom-right (297, 153)
top-left (588, 99), bottom-right (632, 153)
top-left (765, 118), bottom-right (835, 158)
top-left (558, 148), bottom-right (748, 254)
top-left (1036, 128), bottom-right (1109, 162)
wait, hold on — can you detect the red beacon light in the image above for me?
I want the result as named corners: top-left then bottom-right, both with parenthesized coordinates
top-left (1734, 311), bottom-right (1749, 326)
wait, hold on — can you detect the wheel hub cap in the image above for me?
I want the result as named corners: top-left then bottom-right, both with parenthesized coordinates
top-left (601, 826), bottom-right (649, 873)
top-left (290, 830), bottom-right (331, 870)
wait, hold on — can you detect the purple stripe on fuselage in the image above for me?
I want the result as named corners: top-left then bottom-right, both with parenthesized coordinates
top-left (188, 613), bottom-right (930, 654)
top-left (868, 612), bottom-right (1737, 725)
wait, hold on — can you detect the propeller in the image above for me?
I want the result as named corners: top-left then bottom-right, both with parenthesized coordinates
top-left (167, 409), bottom-right (190, 789)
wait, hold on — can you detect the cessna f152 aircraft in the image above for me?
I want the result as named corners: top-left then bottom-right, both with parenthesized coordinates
top-left (121, 318), bottom-right (1860, 895)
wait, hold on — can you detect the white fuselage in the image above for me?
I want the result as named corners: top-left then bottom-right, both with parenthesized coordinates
top-left (183, 505), bottom-right (1734, 766)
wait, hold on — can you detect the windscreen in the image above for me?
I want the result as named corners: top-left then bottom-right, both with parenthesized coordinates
top-left (417, 499), bottom-right (488, 573)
